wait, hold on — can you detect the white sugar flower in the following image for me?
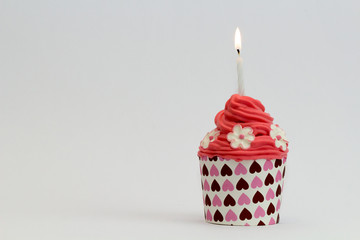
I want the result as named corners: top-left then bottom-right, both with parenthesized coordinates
top-left (270, 124), bottom-right (288, 151)
top-left (227, 124), bottom-right (255, 149)
top-left (200, 129), bottom-right (220, 149)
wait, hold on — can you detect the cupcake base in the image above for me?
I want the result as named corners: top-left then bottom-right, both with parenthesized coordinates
top-left (199, 156), bottom-right (286, 226)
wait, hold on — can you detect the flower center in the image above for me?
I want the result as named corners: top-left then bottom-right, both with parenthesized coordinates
top-left (239, 134), bottom-right (245, 140)
top-left (276, 135), bottom-right (282, 140)
top-left (209, 136), bottom-right (214, 141)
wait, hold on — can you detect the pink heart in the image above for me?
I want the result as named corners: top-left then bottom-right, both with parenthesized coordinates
top-left (219, 157), bottom-right (224, 161)
top-left (225, 209), bottom-right (237, 222)
top-left (276, 170), bottom-right (282, 182)
top-left (238, 193), bottom-right (250, 206)
top-left (210, 164), bottom-right (219, 176)
top-left (245, 223), bottom-right (250, 226)
top-left (264, 160), bottom-right (273, 171)
top-left (203, 179), bottom-right (210, 191)
top-left (254, 206), bottom-right (265, 218)
top-left (222, 179), bottom-right (234, 191)
top-left (251, 176), bottom-right (263, 189)
top-left (276, 199), bottom-right (281, 211)
top-left (269, 217), bottom-right (276, 225)
top-left (235, 163), bottom-right (247, 175)
top-left (206, 209), bottom-right (212, 221)
top-left (283, 157), bottom-right (287, 163)
top-left (266, 188), bottom-right (275, 200)
top-left (212, 194), bottom-right (222, 207)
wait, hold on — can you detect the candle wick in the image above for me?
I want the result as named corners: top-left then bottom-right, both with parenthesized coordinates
top-left (236, 49), bottom-right (240, 55)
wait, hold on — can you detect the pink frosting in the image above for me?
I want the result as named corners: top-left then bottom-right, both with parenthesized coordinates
top-left (198, 94), bottom-right (288, 161)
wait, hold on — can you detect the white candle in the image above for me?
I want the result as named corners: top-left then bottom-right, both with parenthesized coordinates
top-left (235, 27), bottom-right (244, 96)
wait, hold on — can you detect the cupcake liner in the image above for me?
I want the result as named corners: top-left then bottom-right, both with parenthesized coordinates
top-left (199, 156), bottom-right (286, 226)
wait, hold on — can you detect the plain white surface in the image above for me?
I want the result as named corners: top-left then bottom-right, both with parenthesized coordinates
top-left (1, 0), bottom-right (360, 239)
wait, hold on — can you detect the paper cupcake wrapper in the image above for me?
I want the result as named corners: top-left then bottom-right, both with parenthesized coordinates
top-left (199, 156), bottom-right (286, 226)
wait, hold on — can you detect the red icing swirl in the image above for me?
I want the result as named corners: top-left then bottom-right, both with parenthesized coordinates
top-left (198, 94), bottom-right (288, 161)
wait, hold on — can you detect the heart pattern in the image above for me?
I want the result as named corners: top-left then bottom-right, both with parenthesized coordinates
top-left (269, 217), bottom-right (275, 225)
top-left (205, 194), bottom-right (211, 206)
top-left (211, 179), bottom-right (221, 192)
top-left (267, 203), bottom-right (275, 215)
top-left (263, 160), bottom-right (273, 171)
top-left (221, 164), bottom-right (233, 176)
top-left (202, 165), bottom-right (209, 176)
top-left (199, 157), bottom-right (286, 226)
top-left (251, 176), bottom-right (263, 189)
top-left (276, 170), bottom-right (282, 182)
top-left (222, 179), bottom-right (234, 191)
top-left (235, 163), bottom-right (247, 175)
top-left (276, 185), bottom-right (282, 197)
top-left (240, 208), bottom-right (252, 220)
top-left (264, 173), bottom-right (274, 186)
top-left (283, 167), bottom-right (286, 178)
top-left (203, 179), bottom-right (210, 191)
top-left (249, 161), bottom-right (261, 174)
top-left (276, 199), bottom-right (281, 211)
top-left (210, 164), bottom-right (219, 176)
top-left (225, 209), bottom-right (237, 222)
top-left (236, 178), bottom-right (249, 190)
top-left (254, 206), bottom-right (265, 218)
top-left (213, 195), bottom-right (222, 207)
top-left (206, 209), bottom-right (212, 221)
top-left (214, 210), bottom-right (223, 222)
top-left (275, 159), bottom-right (282, 168)
top-left (258, 220), bottom-right (265, 226)
top-left (238, 193), bottom-right (250, 206)
top-left (252, 191), bottom-right (264, 204)
top-left (224, 194), bottom-right (236, 207)
top-left (266, 188), bottom-right (275, 200)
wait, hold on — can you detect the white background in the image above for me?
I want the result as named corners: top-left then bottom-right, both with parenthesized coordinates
top-left (1, 0), bottom-right (360, 239)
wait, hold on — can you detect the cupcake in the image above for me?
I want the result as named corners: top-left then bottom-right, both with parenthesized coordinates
top-left (198, 94), bottom-right (289, 226)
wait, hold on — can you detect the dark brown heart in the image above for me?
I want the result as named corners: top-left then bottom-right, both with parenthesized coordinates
top-left (264, 173), bottom-right (274, 186)
top-left (202, 165), bottom-right (209, 176)
top-left (224, 194), bottom-right (236, 207)
top-left (267, 203), bottom-right (275, 215)
top-left (236, 178), bottom-right (249, 190)
top-left (214, 210), bottom-right (223, 222)
top-left (276, 213), bottom-right (280, 223)
top-left (201, 181), bottom-right (203, 190)
top-left (253, 191), bottom-right (264, 203)
top-left (249, 161), bottom-right (261, 174)
top-left (211, 179), bottom-right (220, 192)
top-left (275, 159), bottom-right (282, 168)
top-left (239, 208), bottom-right (252, 220)
top-left (276, 184), bottom-right (282, 197)
top-left (221, 164), bottom-right (232, 176)
top-left (283, 167), bottom-right (286, 178)
top-left (209, 156), bottom-right (218, 161)
top-left (205, 194), bottom-right (211, 206)
top-left (258, 220), bottom-right (265, 226)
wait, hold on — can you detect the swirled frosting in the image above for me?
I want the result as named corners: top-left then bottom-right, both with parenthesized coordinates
top-left (198, 94), bottom-right (289, 161)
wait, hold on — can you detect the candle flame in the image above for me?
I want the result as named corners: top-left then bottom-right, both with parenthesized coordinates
top-left (234, 27), bottom-right (241, 53)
